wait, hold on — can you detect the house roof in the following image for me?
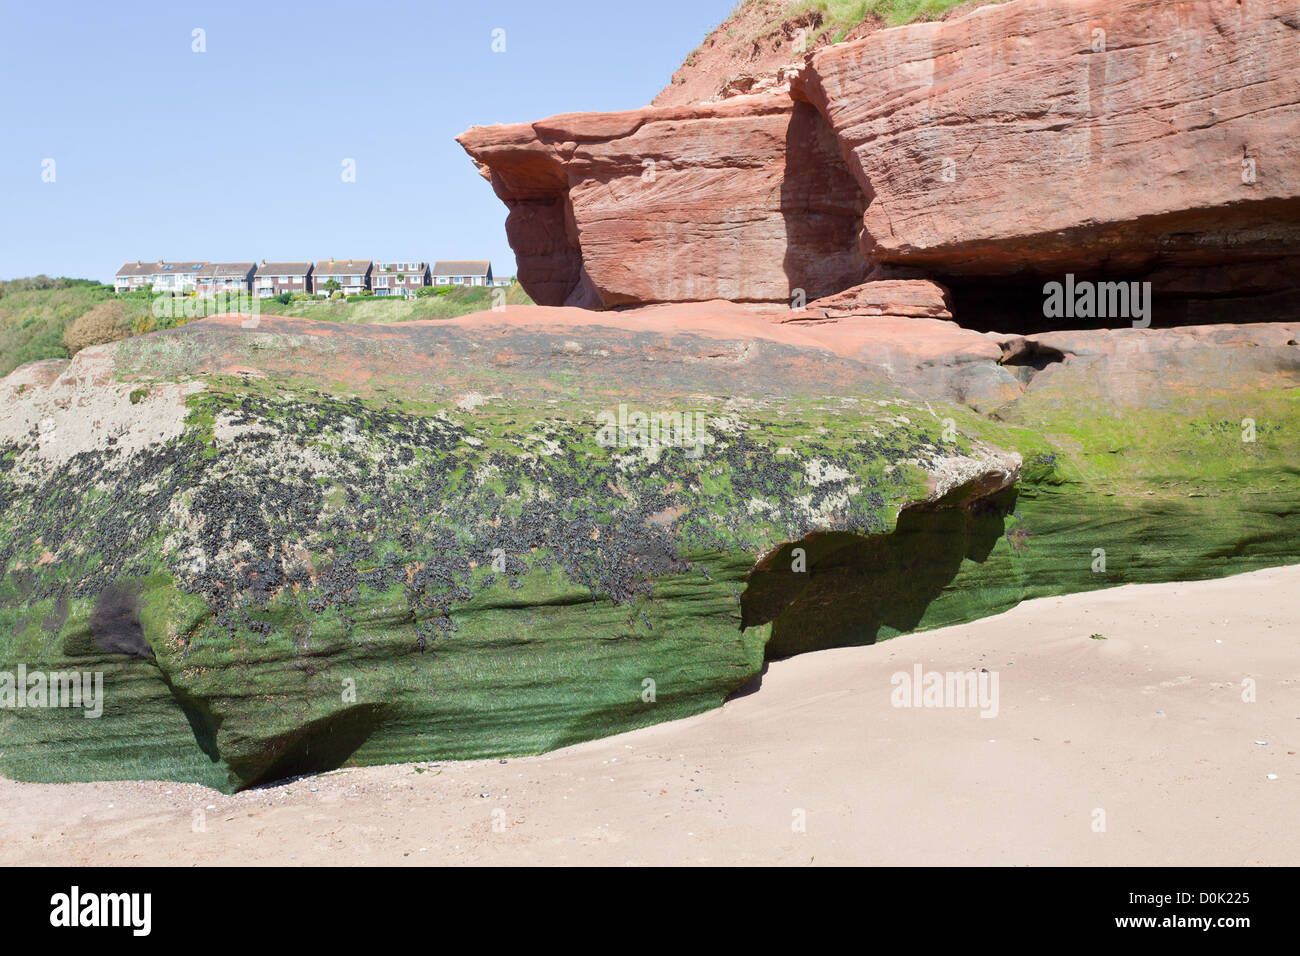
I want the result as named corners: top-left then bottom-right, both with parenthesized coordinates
top-left (115, 260), bottom-right (163, 278)
top-left (314, 259), bottom-right (372, 277)
top-left (151, 261), bottom-right (207, 276)
top-left (255, 261), bottom-right (313, 277)
top-left (198, 262), bottom-right (256, 278)
top-left (432, 260), bottom-right (491, 277)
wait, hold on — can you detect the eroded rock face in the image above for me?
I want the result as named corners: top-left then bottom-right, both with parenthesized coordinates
top-left (458, 95), bottom-right (867, 308)
top-left (794, 0), bottom-right (1300, 285)
top-left (0, 310), bottom-right (1018, 790)
top-left (784, 279), bottom-right (954, 322)
top-left (463, 0), bottom-right (1300, 318)
top-left (3, 308), bottom-right (1298, 789)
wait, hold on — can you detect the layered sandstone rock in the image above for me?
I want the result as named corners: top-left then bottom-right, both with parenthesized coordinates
top-left (793, 0), bottom-right (1300, 280)
top-left (463, 0), bottom-right (1300, 316)
top-left (784, 279), bottom-right (954, 322)
top-left (458, 96), bottom-right (867, 308)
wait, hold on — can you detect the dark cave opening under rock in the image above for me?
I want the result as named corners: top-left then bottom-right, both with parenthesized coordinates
top-left (741, 487), bottom-right (1018, 661)
top-left (934, 271), bottom-right (1298, 335)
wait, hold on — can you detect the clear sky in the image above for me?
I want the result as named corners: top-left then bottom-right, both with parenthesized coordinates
top-left (0, 0), bottom-right (731, 282)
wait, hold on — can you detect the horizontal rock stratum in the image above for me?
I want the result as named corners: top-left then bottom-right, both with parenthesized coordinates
top-left (794, 0), bottom-right (1300, 277)
top-left (456, 98), bottom-right (868, 307)
top-left (2, 305), bottom-right (1298, 790)
top-left (460, 0), bottom-right (1300, 313)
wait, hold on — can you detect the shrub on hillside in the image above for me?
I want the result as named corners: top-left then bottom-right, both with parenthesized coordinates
top-left (62, 301), bottom-right (132, 354)
top-left (1, 276), bottom-right (105, 297)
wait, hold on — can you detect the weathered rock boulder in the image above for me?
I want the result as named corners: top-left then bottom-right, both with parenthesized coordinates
top-left (458, 95), bottom-right (867, 308)
top-left (0, 309), bottom-right (1021, 790)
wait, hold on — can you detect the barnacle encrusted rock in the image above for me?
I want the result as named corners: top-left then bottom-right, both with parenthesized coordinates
top-left (0, 310), bottom-right (1011, 790)
top-left (2, 306), bottom-right (1297, 791)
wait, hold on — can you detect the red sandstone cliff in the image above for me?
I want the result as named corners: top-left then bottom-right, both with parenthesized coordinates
top-left (456, 96), bottom-right (866, 308)
top-left (459, 0), bottom-right (1300, 319)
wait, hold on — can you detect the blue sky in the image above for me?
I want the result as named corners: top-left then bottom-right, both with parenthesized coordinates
top-left (0, 0), bottom-right (731, 282)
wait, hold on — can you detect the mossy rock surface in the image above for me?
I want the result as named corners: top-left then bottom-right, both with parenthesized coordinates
top-left (1, 313), bottom-right (1295, 790)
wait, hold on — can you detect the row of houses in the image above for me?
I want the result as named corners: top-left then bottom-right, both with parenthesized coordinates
top-left (114, 259), bottom-right (506, 298)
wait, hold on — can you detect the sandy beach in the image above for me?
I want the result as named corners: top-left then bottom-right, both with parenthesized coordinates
top-left (2, 566), bottom-right (1295, 867)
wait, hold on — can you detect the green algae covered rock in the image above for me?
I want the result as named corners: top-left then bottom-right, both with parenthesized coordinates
top-left (1, 311), bottom-right (1296, 791)
top-left (0, 313), bottom-right (1019, 789)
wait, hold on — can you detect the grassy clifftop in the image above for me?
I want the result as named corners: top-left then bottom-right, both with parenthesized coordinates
top-left (0, 278), bottom-right (533, 378)
top-left (785, 0), bottom-right (1004, 34)
top-left (252, 282), bottom-right (532, 324)
top-left (0, 278), bottom-right (113, 377)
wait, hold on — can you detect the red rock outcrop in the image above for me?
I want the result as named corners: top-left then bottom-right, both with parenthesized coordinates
top-left (651, 0), bottom-right (888, 108)
top-left (794, 0), bottom-right (1300, 280)
top-left (462, 0), bottom-right (1300, 317)
top-left (457, 95), bottom-right (867, 308)
top-left (784, 279), bottom-right (954, 322)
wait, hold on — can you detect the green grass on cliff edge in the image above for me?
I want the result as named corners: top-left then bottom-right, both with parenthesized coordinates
top-left (0, 279), bottom-right (533, 379)
top-left (738, 0), bottom-right (1009, 45)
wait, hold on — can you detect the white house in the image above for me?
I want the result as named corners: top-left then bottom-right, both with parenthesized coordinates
top-left (149, 261), bottom-right (207, 294)
top-left (114, 261), bottom-right (163, 292)
top-left (432, 260), bottom-right (493, 287)
top-left (314, 259), bottom-right (373, 296)
top-left (372, 261), bottom-right (430, 297)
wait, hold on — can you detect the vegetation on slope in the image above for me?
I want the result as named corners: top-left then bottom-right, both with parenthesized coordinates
top-left (252, 282), bottom-right (533, 324)
top-left (0, 278), bottom-right (116, 377)
top-left (764, 0), bottom-right (1006, 39)
top-left (0, 278), bottom-right (533, 378)
top-left (790, 0), bottom-right (1005, 32)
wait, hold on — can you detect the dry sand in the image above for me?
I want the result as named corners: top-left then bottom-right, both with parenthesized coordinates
top-left (2, 566), bottom-right (1296, 866)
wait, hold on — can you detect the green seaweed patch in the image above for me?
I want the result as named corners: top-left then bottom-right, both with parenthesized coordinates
top-left (0, 376), bottom-right (1037, 789)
